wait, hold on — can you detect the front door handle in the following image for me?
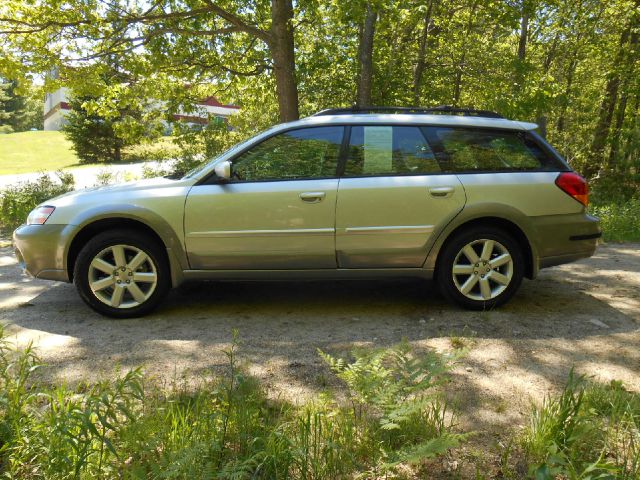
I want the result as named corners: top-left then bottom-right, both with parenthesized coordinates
top-left (429, 186), bottom-right (455, 197)
top-left (299, 191), bottom-right (326, 203)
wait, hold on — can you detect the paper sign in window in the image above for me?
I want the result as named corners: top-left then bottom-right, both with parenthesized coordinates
top-left (363, 127), bottom-right (393, 174)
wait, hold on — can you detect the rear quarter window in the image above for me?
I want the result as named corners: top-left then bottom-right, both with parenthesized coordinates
top-left (422, 127), bottom-right (560, 173)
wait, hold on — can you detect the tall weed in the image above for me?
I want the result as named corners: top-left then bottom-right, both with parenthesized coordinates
top-left (523, 370), bottom-right (640, 479)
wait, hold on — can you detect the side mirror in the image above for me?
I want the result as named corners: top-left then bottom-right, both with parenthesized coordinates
top-left (214, 160), bottom-right (232, 180)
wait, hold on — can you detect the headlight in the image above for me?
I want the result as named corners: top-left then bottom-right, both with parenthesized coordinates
top-left (26, 206), bottom-right (56, 225)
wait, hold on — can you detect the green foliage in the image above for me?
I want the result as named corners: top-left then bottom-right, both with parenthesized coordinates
top-left (0, 79), bottom-right (24, 133)
top-left (590, 198), bottom-right (640, 242)
top-left (62, 97), bottom-right (135, 164)
top-left (0, 79), bottom-right (43, 133)
top-left (523, 370), bottom-right (640, 479)
top-left (0, 79), bottom-right (17, 133)
top-left (320, 342), bottom-right (467, 471)
top-left (92, 169), bottom-right (139, 187)
top-left (1, 0), bottom-right (639, 194)
top-left (172, 119), bottom-right (236, 161)
top-left (140, 157), bottom-right (205, 180)
top-left (0, 171), bottom-right (74, 231)
top-left (121, 137), bottom-right (181, 163)
top-left (141, 122), bottom-right (244, 179)
top-left (589, 172), bottom-right (640, 242)
top-left (0, 329), bottom-right (463, 479)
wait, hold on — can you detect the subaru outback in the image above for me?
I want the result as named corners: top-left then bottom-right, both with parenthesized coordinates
top-left (13, 106), bottom-right (601, 317)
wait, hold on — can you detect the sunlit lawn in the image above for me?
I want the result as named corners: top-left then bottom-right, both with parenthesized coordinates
top-left (0, 131), bottom-right (81, 175)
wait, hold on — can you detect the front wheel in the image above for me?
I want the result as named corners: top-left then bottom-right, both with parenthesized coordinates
top-left (437, 227), bottom-right (524, 310)
top-left (74, 230), bottom-right (170, 318)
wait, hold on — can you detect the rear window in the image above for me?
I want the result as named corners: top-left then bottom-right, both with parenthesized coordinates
top-left (422, 127), bottom-right (559, 172)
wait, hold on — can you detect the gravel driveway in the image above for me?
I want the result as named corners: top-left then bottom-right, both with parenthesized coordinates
top-left (1, 241), bottom-right (639, 468)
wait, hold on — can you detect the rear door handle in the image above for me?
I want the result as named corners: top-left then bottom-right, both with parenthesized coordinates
top-left (299, 191), bottom-right (326, 203)
top-left (429, 186), bottom-right (455, 197)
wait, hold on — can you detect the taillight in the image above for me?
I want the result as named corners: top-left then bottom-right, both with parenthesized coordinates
top-left (555, 172), bottom-right (589, 207)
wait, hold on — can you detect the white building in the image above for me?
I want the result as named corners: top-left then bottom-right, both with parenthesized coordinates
top-left (43, 87), bottom-right (240, 131)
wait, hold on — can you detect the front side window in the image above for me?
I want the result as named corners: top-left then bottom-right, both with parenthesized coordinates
top-left (232, 126), bottom-right (343, 181)
top-left (343, 126), bottom-right (440, 176)
top-left (424, 127), bottom-right (552, 172)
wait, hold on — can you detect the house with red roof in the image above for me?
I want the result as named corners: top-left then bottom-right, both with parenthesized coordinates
top-left (44, 87), bottom-right (240, 131)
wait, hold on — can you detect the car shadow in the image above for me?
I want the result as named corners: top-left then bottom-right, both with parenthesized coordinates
top-left (0, 244), bottom-right (638, 404)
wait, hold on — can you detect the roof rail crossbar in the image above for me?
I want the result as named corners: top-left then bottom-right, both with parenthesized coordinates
top-left (312, 105), bottom-right (504, 119)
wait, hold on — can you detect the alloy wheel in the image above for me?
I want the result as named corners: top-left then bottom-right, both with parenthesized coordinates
top-left (87, 244), bottom-right (158, 309)
top-left (451, 238), bottom-right (514, 301)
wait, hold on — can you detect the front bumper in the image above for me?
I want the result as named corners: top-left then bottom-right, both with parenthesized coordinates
top-left (532, 213), bottom-right (601, 270)
top-left (13, 224), bottom-right (71, 282)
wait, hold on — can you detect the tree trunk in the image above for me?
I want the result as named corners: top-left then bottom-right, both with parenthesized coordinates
top-left (453, 1), bottom-right (478, 106)
top-left (412, 0), bottom-right (435, 105)
top-left (535, 30), bottom-right (559, 138)
top-left (517, 2), bottom-right (529, 62)
top-left (270, 0), bottom-right (299, 121)
top-left (589, 1), bottom-right (639, 176)
top-left (623, 95), bottom-right (640, 164)
top-left (556, 52), bottom-right (578, 133)
top-left (356, 3), bottom-right (378, 108)
top-left (607, 23), bottom-right (638, 169)
top-left (543, 32), bottom-right (559, 72)
top-left (608, 90), bottom-right (629, 169)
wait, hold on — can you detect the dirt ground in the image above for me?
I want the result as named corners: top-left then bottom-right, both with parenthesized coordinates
top-left (1, 240), bottom-right (639, 474)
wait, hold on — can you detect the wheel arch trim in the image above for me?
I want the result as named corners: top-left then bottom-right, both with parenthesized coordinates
top-left (64, 205), bottom-right (188, 287)
top-left (423, 203), bottom-right (539, 280)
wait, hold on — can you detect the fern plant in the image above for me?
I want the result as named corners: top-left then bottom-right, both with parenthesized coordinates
top-left (319, 342), bottom-right (467, 471)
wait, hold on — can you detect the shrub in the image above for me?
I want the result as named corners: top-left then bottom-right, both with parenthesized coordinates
top-left (523, 370), bottom-right (640, 479)
top-left (62, 97), bottom-right (131, 164)
top-left (590, 198), bottom-right (640, 242)
top-left (140, 155), bottom-right (208, 180)
top-left (141, 156), bottom-right (205, 180)
top-left (0, 329), bottom-right (464, 479)
top-left (121, 138), bottom-right (181, 163)
top-left (590, 171), bottom-right (640, 206)
top-left (0, 171), bottom-right (74, 232)
top-left (91, 169), bottom-right (139, 187)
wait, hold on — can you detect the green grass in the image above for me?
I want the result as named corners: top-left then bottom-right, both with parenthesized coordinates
top-left (0, 131), bottom-right (80, 175)
top-left (0, 328), bottom-right (464, 479)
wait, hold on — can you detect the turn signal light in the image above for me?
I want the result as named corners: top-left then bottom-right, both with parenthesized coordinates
top-left (26, 206), bottom-right (56, 225)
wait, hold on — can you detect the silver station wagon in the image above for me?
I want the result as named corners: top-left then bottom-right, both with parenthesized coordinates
top-left (14, 106), bottom-right (601, 317)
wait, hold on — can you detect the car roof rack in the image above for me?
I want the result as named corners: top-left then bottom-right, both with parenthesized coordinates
top-left (312, 105), bottom-right (505, 119)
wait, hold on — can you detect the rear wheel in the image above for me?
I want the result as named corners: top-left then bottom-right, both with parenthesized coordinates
top-left (437, 227), bottom-right (524, 310)
top-left (74, 230), bottom-right (170, 318)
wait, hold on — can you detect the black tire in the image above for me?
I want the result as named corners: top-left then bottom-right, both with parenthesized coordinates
top-left (436, 226), bottom-right (524, 310)
top-left (73, 229), bottom-right (170, 318)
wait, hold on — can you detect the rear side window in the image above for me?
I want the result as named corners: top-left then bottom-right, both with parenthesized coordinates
top-left (343, 126), bottom-right (441, 176)
top-left (423, 127), bottom-right (557, 172)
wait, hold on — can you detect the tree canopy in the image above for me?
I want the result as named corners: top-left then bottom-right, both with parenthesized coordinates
top-left (0, 0), bottom-right (638, 184)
